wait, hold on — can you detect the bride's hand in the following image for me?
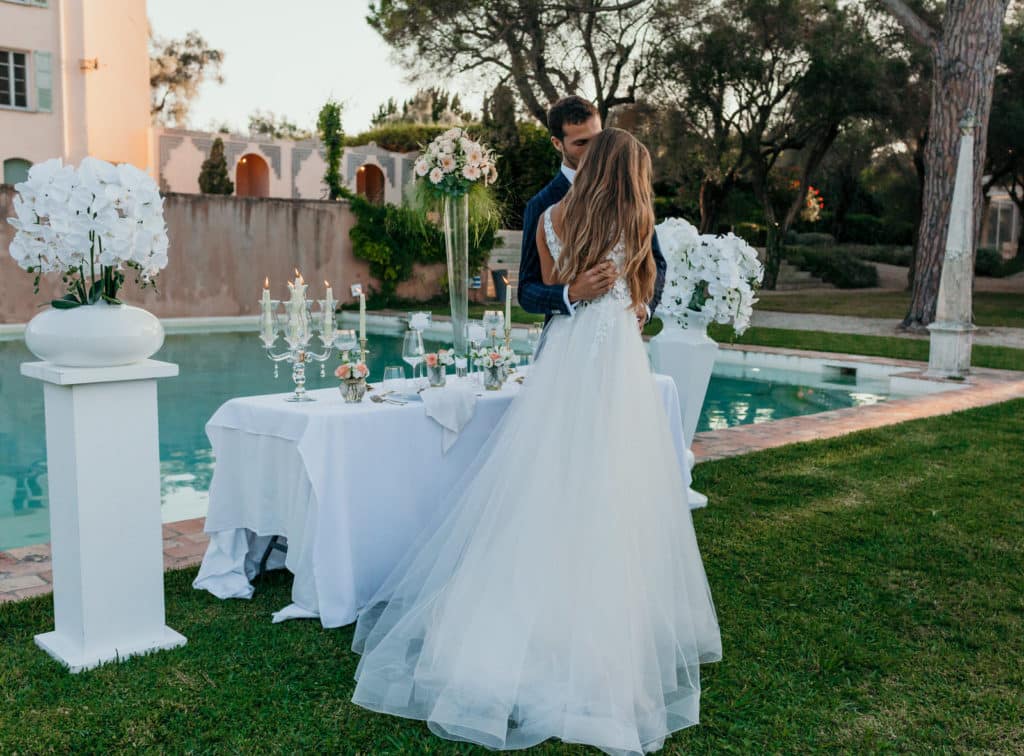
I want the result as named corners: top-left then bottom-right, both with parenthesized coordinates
top-left (633, 303), bottom-right (648, 331)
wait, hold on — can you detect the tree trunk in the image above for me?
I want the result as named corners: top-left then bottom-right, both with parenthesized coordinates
top-left (900, 1), bottom-right (1009, 331)
top-left (698, 176), bottom-right (732, 234)
top-left (907, 130), bottom-right (928, 291)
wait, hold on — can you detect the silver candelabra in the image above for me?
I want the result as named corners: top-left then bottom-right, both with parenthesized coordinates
top-left (260, 286), bottom-right (339, 402)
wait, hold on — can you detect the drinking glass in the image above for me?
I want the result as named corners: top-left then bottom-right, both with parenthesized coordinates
top-left (526, 325), bottom-right (542, 362)
top-left (334, 329), bottom-right (358, 357)
top-left (382, 366), bottom-right (405, 395)
top-left (402, 329), bottom-right (425, 384)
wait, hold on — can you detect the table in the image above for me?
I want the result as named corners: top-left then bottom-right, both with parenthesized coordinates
top-left (193, 370), bottom-right (690, 627)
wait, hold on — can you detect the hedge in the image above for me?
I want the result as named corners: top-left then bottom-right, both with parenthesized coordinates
top-left (783, 245), bottom-right (879, 289)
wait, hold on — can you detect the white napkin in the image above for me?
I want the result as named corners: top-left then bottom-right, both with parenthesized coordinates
top-left (420, 381), bottom-right (479, 453)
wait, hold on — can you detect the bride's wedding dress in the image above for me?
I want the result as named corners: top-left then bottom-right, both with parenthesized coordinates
top-left (351, 207), bottom-right (721, 755)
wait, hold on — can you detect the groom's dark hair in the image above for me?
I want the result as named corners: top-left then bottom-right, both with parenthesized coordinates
top-left (547, 96), bottom-right (599, 140)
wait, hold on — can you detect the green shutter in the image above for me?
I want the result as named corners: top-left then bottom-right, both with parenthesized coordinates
top-left (34, 51), bottom-right (52, 112)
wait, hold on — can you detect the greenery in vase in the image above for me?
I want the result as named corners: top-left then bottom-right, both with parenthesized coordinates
top-left (6, 158), bottom-right (169, 309)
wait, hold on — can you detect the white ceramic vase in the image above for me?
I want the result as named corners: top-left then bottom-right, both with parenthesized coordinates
top-left (24, 301), bottom-right (165, 368)
top-left (648, 316), bottom-right (719, 509)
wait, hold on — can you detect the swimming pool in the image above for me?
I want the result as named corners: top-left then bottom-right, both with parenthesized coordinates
top-left (0, 331), bottom-right (896, 550)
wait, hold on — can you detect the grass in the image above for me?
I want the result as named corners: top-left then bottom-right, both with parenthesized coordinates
top-left (755, 291), bottom-right (1024, 329)
top-left (2, 399), bottom-right (1024, 752)
top-left (705, 324), bottom-right (1024, 372)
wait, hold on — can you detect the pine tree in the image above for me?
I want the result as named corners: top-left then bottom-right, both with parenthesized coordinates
top-left (198, 137), bottom-right (234, 195)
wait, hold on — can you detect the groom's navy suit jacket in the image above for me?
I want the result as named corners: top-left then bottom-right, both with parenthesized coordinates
top-left (517, 172), bottom-right (667, 323)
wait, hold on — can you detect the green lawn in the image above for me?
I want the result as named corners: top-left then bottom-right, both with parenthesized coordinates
top-left (756, 290), bottom-right (1024, 329)
top-left (2, 399), bottom-right (1023, 752)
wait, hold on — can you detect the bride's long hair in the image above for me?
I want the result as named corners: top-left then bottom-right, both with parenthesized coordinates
top-left (555, 127), bottom-right (656, 309)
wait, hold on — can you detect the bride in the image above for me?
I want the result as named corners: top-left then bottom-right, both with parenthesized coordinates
top-left (350, 127), bottom-right (721, 755)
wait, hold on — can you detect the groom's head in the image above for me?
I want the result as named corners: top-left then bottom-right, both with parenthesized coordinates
top-left (548, 96), bottom-right (601, 171)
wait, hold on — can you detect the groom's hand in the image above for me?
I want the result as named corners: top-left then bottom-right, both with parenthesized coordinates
top-left (634, 303), bottom-right (648, 330)
top-left (567, 261), bottom-right (617, 304)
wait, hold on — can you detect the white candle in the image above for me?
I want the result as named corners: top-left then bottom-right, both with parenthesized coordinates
top-left (323, 281), bottom-right (335, 335)
top-left (261, 277), bottom-right (271, 311)
top-left (504, 277), bottom-right (512, 326)
top-left (359, 292), bottom-right (367, 341)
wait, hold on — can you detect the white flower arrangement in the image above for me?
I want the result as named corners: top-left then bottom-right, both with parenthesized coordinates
top-left (471, 347), bottom-right (515, 369)
top-left (656, 217), bottom-right (764, 334)
top-left (334, 360), bottom-right (369, 381)
top-left (414, 127), bottom-right (497, 198)
top-left (424, 348), bottom-right (455, 368)
top-left (6, 157), bottom-right (169, 308)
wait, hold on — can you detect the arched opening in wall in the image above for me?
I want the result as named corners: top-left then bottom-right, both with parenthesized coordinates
top-left (236, 153), bottom-right (270, 197)
top-left (356, 163), bottom-right (385, 205)
top-left (3, 158), bottom-right (32, 185)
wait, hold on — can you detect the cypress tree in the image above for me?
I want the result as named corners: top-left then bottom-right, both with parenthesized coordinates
top-left (198, 137), bottom-right (234, 195)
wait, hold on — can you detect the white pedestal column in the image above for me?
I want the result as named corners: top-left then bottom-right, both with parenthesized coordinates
top-left (20, 360), bottom-right (187, 673)
top-left (648, 320), bottom-right (718, 508)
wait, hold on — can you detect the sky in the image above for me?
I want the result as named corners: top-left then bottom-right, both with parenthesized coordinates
top-left (147, 0), bottom-right (483, 134)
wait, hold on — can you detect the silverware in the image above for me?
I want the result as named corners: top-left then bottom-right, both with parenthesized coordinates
top-left (370, 394), bottom-right (407, 406)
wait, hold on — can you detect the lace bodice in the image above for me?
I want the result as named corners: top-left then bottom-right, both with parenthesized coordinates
top-left (542, 206), bottom-right (632, 356)
top-left (542, 206), bottom-right (630, 307)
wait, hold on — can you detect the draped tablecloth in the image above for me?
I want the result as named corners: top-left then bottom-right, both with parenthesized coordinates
top-left (193, 369), bottom-right (690, 627)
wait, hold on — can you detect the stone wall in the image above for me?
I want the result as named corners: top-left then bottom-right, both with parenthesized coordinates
top-left (0, 188), bottom-right (451, 323)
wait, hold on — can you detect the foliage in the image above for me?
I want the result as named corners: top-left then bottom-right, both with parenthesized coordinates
top-left (197, 137), bottom-right (233, 195)
top-left (367, 0), bottom-right (664, 125)
top-left (316, 100), bottom-right (345, 200)
top-left (839, 244), bottom-right (913, 267)
top-left (149, 29), bottom-right (224, 126)
top-left (247, 110), bottom-right (311, 140)
top-left (985, 9), bottom-right (1024, 259)
top-left (783, 245), bottom-right (880, 289)
top-left (344, 190), bottom-right (498, 303)
top-left (372, 87), bottom-right (472, 126)
top-left (840, 212), bottom-right (915, 246)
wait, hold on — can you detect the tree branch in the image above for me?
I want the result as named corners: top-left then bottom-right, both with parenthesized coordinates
top-left (876, 0), bottom-right (939, 50)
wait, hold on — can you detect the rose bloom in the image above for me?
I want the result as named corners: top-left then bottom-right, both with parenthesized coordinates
top-left (462, 164), bottom-right (482, 181)
top-left (429, 167), bottom-right (444, 184)
top-left (355, 362), bottom-right (369, 377)
top-left (440, 155), bottom-right (457, 173)
top-left (424, 353), bottom-right (439, 368)
top-left (489, 352), bottom-right (501, 362)
top-left (335, 364), bottom-right (351, 379)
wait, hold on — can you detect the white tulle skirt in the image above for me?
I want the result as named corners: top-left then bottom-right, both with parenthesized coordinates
top-left (351, 299), bottom-right (721, 755)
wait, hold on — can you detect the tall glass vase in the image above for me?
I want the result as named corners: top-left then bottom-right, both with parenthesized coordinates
top-left (443, 193), bottom-right (470, 355)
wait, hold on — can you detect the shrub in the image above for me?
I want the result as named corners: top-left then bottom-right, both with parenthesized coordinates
top-left (975, 247), bottom-right (1005, 277)
top-left (841, 213), bottom-right (915, 246)
top-left (842, 244), bottom-right (913, 267)
top-left (198, 137), bottom-right (233, 195)
top-left (734, 222), bottom-right (767, 246)
top-left (345, 190), bottom-right (498, 303)
top-left (784, 245), bottom-right (879, 288)
top-left (792, 232), bottom-right (835, 247)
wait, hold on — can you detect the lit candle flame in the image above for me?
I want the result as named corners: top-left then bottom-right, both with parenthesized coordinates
top-left (264, 277), bottom-right (269, 289)
top-left (324, 280), bottom-right (330, 288)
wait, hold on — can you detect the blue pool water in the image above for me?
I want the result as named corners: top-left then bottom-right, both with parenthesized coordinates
top-left (0, 332), bottom-right (893, 550)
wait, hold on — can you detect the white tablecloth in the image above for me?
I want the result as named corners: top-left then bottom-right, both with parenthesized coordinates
top-left (193, 369), bottom-right (689, 627)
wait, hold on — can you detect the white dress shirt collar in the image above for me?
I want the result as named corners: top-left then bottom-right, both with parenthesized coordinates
top-left (560, 164), bottom-right (576, 184)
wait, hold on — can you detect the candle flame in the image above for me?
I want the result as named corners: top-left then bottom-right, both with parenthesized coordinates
top-left (264, 277), bottom-right (269, 289)
top-left (503, 276), bottom-right (509, 285)
top-left (324, 280), bottom-right (330, 288)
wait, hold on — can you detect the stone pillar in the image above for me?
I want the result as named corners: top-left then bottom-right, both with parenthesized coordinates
top-left (927, 112), bottom-right (978, 378)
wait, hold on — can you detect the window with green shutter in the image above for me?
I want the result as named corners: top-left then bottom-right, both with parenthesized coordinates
top-left (34, 51), bottom-right (52, 112)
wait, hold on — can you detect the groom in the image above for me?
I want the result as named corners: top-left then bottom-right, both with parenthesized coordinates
top-left (518, 96), bottom-right (666, 328)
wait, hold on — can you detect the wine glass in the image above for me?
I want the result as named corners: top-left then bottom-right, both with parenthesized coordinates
top-left (382, 366), bottom-right (405, 395)
top-left (482, 310), bottom-right (504, 346)
top-left (526, 325), bottom-right (542, 363)
top-left (334, 329), bottom-right (358, 359)
top-left (402, 329), bottom-right (425, 388)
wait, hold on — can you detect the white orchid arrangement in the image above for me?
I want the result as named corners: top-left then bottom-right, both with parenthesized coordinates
top-left (6, 157), bottom-right (169, 309)
top-left (414, 127), bottom-right (497, 197)
top-left (656, 217), bottom-right (764, 334)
